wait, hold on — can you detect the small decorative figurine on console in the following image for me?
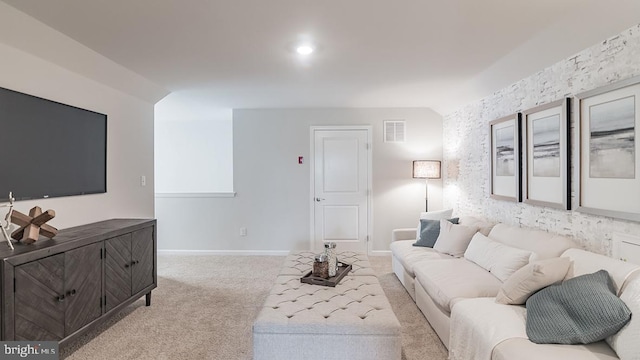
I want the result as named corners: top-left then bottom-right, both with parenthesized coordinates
top-left (10, 206), bottom-right (58, 244)
top-left (0, 192), bottom-right (16, 250)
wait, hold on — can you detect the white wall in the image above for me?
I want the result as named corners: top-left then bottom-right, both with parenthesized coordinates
top-left (156, 108), bottom-right (442, 252)
top-left (443, 23), bottom-right (640, 255)
top-left (0, 5), bottom-right (158, 230)
top-left (154, 94), bottom-right (233, 193)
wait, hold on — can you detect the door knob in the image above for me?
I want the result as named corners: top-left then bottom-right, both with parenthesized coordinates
top-left (315, 197), bottom-right (325, 202)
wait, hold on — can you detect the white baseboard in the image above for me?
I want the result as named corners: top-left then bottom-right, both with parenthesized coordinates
top-left (158, 249), bottom-right (289, 256)
top-left (369, 250), bottom-right (391, 256)
top-left (155, 192), bottom-right (236, 198)
top-left (159, 249), bottom-right (390, 256)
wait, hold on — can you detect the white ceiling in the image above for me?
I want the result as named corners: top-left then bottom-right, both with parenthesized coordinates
top-left (3, 0), bottom-right (640, 115)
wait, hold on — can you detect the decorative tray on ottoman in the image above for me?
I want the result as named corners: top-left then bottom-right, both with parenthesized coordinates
top-left (300, 262), bottom-right (352, 287)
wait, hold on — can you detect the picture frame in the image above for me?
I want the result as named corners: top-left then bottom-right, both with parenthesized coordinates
top-left (490, 113), bottom-right (521, 202)
top-left (576, 75), bottom-right (640, 221)
top-left (521, 98), bottom-right (571, 210)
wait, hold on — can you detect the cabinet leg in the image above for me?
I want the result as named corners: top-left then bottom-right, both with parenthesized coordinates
top-left (145, 292), bottom-right (152, 306)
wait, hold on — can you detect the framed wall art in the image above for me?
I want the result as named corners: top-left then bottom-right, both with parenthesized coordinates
top-left (522, 98), bottom-right (571, 210)
top-left (576, 75), bottom-right (640, 221)
top-left (490, 113), bottom-right (521, 202)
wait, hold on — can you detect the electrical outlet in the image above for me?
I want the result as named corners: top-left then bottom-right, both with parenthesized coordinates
top-left (140, 175), bottom-right (146, 187)
top-left (240, 227), bottom-right (247, 236)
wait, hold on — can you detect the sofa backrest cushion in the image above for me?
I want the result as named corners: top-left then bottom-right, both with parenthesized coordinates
top-left (458, 216), bottom-right (495, 236)
top-left (562, 248), bottom-right (640, 296)
top-left (488, 224), bottom-right (576, 260)
top-left (607, 275), bottom-right (640, 360)
top-left (464, 232), bottom-right (532, 282)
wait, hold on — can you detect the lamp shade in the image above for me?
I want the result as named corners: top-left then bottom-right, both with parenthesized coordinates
top-left (413, 160), bottom-right (441, 179)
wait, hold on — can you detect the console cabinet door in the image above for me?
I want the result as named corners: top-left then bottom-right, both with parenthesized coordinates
top-left (104, 234), bottom-right (132, 312)
top-left (64, 242), bottom-right (103, 335)
top-left (14, 254), bottom-right (65, 341)
top-left (131, 227), bottom-right (154, 294)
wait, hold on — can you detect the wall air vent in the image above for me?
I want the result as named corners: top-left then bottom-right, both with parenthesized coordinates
top-left (384, 120), bottom-right (406, 143)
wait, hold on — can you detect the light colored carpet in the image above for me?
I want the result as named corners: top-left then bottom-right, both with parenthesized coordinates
top-left (60, 255), bottom-right (447, 360)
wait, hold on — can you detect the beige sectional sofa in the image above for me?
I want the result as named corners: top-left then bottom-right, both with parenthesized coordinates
top-left (390, 213), bottom-right (640, 359)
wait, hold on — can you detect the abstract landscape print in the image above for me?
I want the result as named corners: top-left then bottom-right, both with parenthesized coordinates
top-left (532, 114), bottom-right (561, 177)
top-left (495, 125), bottom-right (515, 176)
top-left (589, 95), bottom-right (636, 179)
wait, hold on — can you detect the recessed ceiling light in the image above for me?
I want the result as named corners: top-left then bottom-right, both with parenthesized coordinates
top-left (296, 45), bottom-right (314, 55)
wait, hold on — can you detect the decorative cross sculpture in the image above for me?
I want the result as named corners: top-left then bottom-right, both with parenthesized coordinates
top-left (11, 206), bottom-right (58, 244)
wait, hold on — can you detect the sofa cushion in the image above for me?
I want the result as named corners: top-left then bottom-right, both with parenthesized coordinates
top-left (606, 275), bottom-right (640, 360)
top-left (413, 258), bottom-right (502, 313)
top-left (414, 217), bottom-right (459, 247)
top-left (449, 297), bottom-right (528, 360)
top-left (488, 223), bottom-right (576, 260)
top-left (493, 338), bottom-right (619, 360)
top-left (464, 232), bottom-right (532, 282)
top-left (526, 270), bottom-right (631, 345)
top-left (562, 248), bottom-right (640, 295)
top-left (390, 240), bottom-right (453, 277)
top-left (496, 257), bottom-right (571, 305)
top-left (433, 220), bottom-right (479, 257)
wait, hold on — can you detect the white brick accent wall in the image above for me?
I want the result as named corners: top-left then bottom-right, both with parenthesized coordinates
top-left (443, 24), bottom-right (640, 255)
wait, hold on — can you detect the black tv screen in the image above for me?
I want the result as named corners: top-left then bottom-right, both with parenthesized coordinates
top-left (0, 87), bottom-right (107, 202)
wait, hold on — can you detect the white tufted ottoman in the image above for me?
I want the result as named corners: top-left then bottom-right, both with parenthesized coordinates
top-left (254, 255), bottom-right (402, 360)
top-left (279, 250), bottom-right (376, 277)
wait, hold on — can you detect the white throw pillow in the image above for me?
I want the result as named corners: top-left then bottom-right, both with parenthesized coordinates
top-left (464, 233), bottom-right (532, 282)
top-left (420, 209), bottom-right (454, 220)
top-left (433, 219), bottom-right (478, 257)
top-left (415, 209), bottom-right (454, 239)
top-left (495, 257), bottom-right (571, 305)
top-left (607, 278), bottom-right (640, 360)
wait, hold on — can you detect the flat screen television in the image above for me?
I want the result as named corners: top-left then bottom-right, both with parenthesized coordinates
top-left (0, 87), bottom-right (107, 202)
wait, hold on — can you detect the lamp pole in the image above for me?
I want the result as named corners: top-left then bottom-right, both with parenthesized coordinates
top-left (425, 178), bottom-right (429, 212)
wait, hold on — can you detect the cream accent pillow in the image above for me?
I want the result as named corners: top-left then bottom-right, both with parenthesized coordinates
top-left (607, 277), bottom-right (640, 360)
top-left (433, 219), bottom-right (478, 257)
top-left (464, 232), bottom-right (533, 282)
top-left (495, 257), bottom-right (572, 305)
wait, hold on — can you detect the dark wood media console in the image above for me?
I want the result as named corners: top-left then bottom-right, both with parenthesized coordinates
top-left (0, 218), bottom-right (156, 346)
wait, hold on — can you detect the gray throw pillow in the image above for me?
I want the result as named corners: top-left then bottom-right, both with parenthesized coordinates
top-left (526, 270), bottom-right (631, 345)
top-left (413, 218), bottom-right (459, 248)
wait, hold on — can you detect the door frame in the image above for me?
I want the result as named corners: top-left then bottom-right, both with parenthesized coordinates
top-left (309, 125), bottom-right (373, 255)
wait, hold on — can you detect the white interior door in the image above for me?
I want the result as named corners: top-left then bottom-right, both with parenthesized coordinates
top-left (312, 128), bottom-right (370, 253)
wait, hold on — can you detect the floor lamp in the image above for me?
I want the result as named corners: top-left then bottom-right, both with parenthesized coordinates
top-left (413, 160), bottom-right (441, 212)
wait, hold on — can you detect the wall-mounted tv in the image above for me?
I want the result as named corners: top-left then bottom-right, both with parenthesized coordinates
top-left (0, 87), bottom-right (107, 202)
